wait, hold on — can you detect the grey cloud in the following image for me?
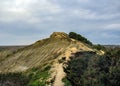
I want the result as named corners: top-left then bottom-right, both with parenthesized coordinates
top-left (0, 0), bottom-right (120, 45)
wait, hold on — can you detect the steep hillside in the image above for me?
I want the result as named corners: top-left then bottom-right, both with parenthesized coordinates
top-left (0, 46), bottom-right (25, 62)
top-left (0, 32), bottom-right (103, 86)
top-left (0, 32), bottom-right (94, 73)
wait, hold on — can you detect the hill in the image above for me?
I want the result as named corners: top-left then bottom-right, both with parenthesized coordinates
top-left (0, 32), bottom-right (97, 85)
top-left (0, 32), bottom-right (119, 86)
top-left (0, 32), bottom-right (94, 73)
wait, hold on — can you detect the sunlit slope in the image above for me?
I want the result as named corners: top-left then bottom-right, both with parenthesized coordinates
top-left (0, 32), bottom-right (93, 73)
top-left (0, 46), bottom-right (25, 62)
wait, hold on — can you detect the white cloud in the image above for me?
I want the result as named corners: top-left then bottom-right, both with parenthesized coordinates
top-left (0, 0), bottom-right (119, 23)
top-left (0, 0), bottom-right (120, 45)
top-left (101, 32), bottom-right (120, 38)
top-left (0, 0), bottom-right (34, 22)
top-left (0, 0), bottom-right (62, 23)
top-left (71, 9), bottom-right (120, 20)
top-left (77, 0), bottom-right (90, 3)
top-left (103, 23), bottom-right (120, 29)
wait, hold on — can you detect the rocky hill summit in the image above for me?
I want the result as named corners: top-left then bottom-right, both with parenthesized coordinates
top-left (50, 32), bottom-right (70, 40)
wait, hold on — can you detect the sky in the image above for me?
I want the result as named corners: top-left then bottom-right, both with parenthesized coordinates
top-left (0, 0), bottom-right (120, 45)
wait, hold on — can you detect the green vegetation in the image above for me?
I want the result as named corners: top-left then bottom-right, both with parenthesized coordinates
top-left (69, 32), bottom-right (92, 45)
top-left (93, 44), bottom-right (106, 51)
top-left (0, 72), bottom-right (29, 86)
top-left (0, 65), bottom-right (51, 86)
top-left (68, 32), bottom-right (107, 51)
top-left (28, 65), bottom-right (51, 86)
top-left (62, 77), bottom-right (72, 86)
top-left (64, 49), bottom-right (120, 86)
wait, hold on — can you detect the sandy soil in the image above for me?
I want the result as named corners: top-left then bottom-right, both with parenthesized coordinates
top-left (53, 63), bottom-right (66, 86)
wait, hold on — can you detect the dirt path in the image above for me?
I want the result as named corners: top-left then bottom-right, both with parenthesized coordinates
top-left (53, 63), bottom-right (65, 86)
top-left (53, 47), bottom-right (77, 86)
top-left (48, 46), bottom-right (94, 86)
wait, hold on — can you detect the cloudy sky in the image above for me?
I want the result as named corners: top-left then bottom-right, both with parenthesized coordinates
top-left (0, 0), bottom-right (120, 45)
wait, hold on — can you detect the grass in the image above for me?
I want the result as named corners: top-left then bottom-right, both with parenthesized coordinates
top-left (0, 65), bottom-right (51, 86)
top-left (28, 65), bottom-right (51, 86)
top-left (62, 77), bottom-right (71, 86)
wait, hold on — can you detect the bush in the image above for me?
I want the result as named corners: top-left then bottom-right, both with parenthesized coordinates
top-left (0, 72), bottom-right (29, 86)
top-left (69, 32), bottom-right (92, 45)
top-left (0, 65), bottom-right (51, 86)
top-left (62, 78), bottom-right (72, 86)
top-left (93, 44), bottom-right (106, 50)
top-left (64, 50), bottom-right (120, 86)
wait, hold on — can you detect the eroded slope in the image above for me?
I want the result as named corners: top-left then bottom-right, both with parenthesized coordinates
top-left (0, 32), bottom-right (100, 86)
